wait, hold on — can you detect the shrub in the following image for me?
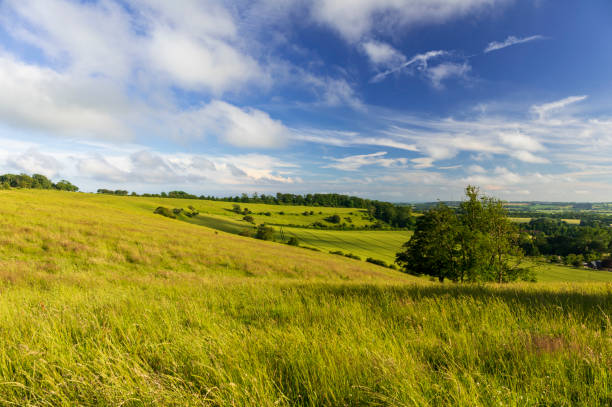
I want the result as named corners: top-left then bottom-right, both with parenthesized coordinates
top-left (238, 229), bottom-right (253, 237)
top-left (255, 224), bottom-right (275, 241)
top-left (325, 214), bottom-right (341, 224)
top-left (231, 204), bottom-right (241, 213)
top-left (329, 250), bottom-right (344, 256)
top-left (344, 253), bottom-right (361, 260)
top-left (264, 212), bottom-right (272, 216)
top-left (287, 237), bottom-right (299, 246)
top-left (243, 215), bottom-right (254, 223)
top-left (154, 207), bottom-right (176, 219)
top-left (366, 257), bottom-right (388, 267)
top-left (172, 208), bottom-right (183, 215)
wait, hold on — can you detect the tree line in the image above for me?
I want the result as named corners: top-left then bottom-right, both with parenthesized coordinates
top-left (518, 217), bottom-right (612, 259)
top-left (97, 189), bottom-right (416, 229)
top-left (0, 173), bottom-right (78, 191)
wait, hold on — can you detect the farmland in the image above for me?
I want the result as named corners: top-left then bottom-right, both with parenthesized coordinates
top-left (0, 190), bottom-right (610, 405)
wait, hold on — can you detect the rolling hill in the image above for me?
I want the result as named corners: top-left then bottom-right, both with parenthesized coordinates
top-left (0, 190), bottom-right (609, 406)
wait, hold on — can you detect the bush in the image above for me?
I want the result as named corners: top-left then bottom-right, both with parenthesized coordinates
top-left (255, 224), bottom-right (275, 241)
top-left (154, 207), bottom-right (176, 219)
top-left (325, 214), bottom-right (341, 224)
top-left (243, 215), bottom-right (254, 223)
top-left (366, 257), bottom-right (388, 267)
top-left (238, 229), bottom-right (253, 237)
top-left (172, 208), bottom-right (183, 215)
top-left (287, 237), bottom-right (299, 246)
top-left (329, 250), bottom-right (344, 256)
top-left (344, 253), bottom-right (361, 260)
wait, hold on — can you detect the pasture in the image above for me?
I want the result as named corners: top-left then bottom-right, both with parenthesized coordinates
top-left (0, 190), bottom-right (610, 405)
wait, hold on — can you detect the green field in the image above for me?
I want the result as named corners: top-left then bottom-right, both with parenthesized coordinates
top-left (182, 213), bottom-right (412, 264)
top-left (0, 190), bottom-right (610, 405)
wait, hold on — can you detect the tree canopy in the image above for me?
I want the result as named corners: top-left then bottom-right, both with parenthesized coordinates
top-left (1, 173), bottom-right (78, 192)
top-left (396, 186), bottom-right (533, 283)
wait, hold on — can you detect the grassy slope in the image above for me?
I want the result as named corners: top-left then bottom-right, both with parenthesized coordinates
top-left (0, 190), bottom-right (610, 406)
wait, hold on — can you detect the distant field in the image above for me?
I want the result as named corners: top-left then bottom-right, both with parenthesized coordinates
top-left (182, 213), bottom-right (411, 264)
top-left (510, 217), bottom-right (581, 225)
top-left (0, 190), bottom-right (610, 405)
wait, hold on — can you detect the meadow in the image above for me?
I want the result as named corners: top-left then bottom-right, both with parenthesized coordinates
top-left (0, 190), bottom-right (610, 405)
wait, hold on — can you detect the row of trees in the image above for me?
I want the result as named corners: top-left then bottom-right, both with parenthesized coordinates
top-left (519, 218), bottom-right (612, 257)
top-left (0, 173), bottom-right (78, 191)
top-left (97, 189), bottom-right (416, 229)
top-left (396, 186), bottom-right (533, 283)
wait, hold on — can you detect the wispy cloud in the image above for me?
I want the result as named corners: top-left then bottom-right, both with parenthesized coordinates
top-left (531, 95), bottom-right (588, 119)
top-left (371, 50), bottom-right (447, 82)
top-left (484, 35), bottom-right (545, 53)
top-left (325, 152), bottom-right (408, 171)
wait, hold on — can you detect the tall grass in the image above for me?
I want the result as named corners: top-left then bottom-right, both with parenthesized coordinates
top-left (0, 190), bottom-right (610, 405)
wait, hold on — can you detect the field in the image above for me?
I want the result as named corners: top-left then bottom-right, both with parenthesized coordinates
top-left (0, 190), bottom-right (610, 405)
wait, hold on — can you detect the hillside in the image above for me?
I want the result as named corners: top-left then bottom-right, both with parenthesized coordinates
top-left (0, 190), bottom-right (610, 406)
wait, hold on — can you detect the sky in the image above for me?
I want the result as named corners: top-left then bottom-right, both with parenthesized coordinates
top-left (0, 0), bottom-right (611, 202)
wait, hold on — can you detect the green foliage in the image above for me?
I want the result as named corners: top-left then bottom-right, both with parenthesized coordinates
top-left (366, 257), bottom-right (388, 267)
top-left (397, 186), bottom-right (531, 283)
top-left (54, 180), bottom-right (79, 191)
top-left (564, 253), bottom-right (584, 267)
top-left (324, 214), bottom-right (341, 224)
top-left (238, 229), bottom-right (253, 237)
top-left (287, 237), bottom-right (299, 246)
top-left (0, 173), bottom-right (78, 191)
top-left (254, 224), bottom-right (275, 241)
top-left (153, 206), bottom-right (176, 219)
top-left (243, 215), bottom-right (254, 223)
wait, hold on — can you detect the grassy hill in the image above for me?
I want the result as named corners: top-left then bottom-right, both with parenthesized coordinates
top-left (0, 190), bottom-right (610, 406)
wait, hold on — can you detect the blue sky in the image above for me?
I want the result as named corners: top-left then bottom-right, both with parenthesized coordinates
top-left (1, 0), bottom-right (611, 201)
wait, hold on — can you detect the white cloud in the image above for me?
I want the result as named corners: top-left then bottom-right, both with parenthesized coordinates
top-left (311, 0), bottom-right (511, 42)
top-left (467, 165), bottom-right (486, 173)
top-left (197, 101), bottom-right (291, 148)
top-left (425, 62), bottom-right (471, 88)
top-left (0, 53), bottom-right (129, 139)
top-left (6, 149), bottom-right (63, 178)
top-left (509, 150), bottom-right (548, 164)
top-left (362, 40), bottom-right (405, 68)
top-left (326, 152), bottom-right (408, 171)
top-left (371, 50), bottom-right (447, 82)
top-left (498, 132), bottom-right (544, 151)
top-left (147, 26), bottom-right (260, 94)
top-left (484, 35), bottom-right (545, 53)
top-left (531, 95), bottom-right (588, 119)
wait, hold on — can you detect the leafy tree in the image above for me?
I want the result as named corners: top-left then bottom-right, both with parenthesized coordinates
top-left (396, 203), bottom-right (461, 282)
top-left (397, 186), bottom-right (532, 283)
top-left (53, 180), bottom-right (79, 192)
top-left (325, 214), bottom-right (341, 224)
top-left (254, 224), bottom-right (275, 241)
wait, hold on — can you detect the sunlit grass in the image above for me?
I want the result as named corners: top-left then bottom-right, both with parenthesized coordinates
top-left (0, 190), bottom-right (610, 406)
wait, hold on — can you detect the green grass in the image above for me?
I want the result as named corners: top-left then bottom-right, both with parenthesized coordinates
top-left (281, 227), bottom-right (412, 264)
top-left (0, 190), bottom-right (610, 405)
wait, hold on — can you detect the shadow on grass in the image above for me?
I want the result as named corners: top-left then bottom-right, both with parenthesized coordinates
top-left (283, 282), bottom-right (611, 327)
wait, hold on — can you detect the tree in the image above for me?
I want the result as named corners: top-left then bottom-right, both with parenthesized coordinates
top-left (396, 203), bottom-right (461, 282)
top-left (396, 186), bottom-right (532, 283)
top-left (54, 180), bottom-right (79, 192)
top-left (254, 224), bottom-right (275, 241)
